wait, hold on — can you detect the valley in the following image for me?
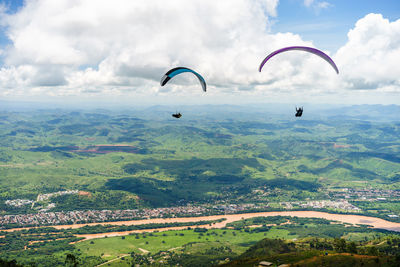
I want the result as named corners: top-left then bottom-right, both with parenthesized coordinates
top-left (0, 104), bottom-right (399, 266)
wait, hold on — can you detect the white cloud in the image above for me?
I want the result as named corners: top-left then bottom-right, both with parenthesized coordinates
top-left (317, 2), bottom-right (331, 10)
top-left (335, 14), bottom-right (400, 92)
top-left (0, 0), bottom-right (297, 98)
top-left (303, 0), bottom-right (332, 14)
top-left (0, 1), bottom-right (398, 104)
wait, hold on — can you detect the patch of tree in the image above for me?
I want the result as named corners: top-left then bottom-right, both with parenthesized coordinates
top-left (298, 160), bottom-right (378, 180)
top-left (257, 152), bottom-right (275, 160)
top-left (105, 177), bottom-right (180, 206)
top-left (237, 238), bottom-right (296, 260)
top-left (264, 178), bottom-right (320, 192)
top-left (351, 122), bottom-right (372, 131)
top-left (0, 258), bottom-right (23, 267)
top-left (309, 238), bottom-right (333, 250)
top-left (29, 145), bottom-right (77, 152)
top-left (346, 152), bottom-right (400, 164)
top-left (378, 126), bottom-right (399, 136)
top-left (123, 157), bottom-right (265, 178)
top-left (46, 118), bottom-right (63, 124)
top-left (127, 123), bottom-right (146, 129)
top-left (387, 174), bottom-right (400, 183)
top-left (0, 151), bottom-right (12, 162)
top-left (224, 236), bottom-right (400, 267)
top-left (106, 175), bottom-right (264, 207)
top-left (51, 150), bottom-right (75, 159)
top-left (68, 219), bottom-right (224, 234)
top-left (194, 228), bottom-right (208, 233)
top-left (227, 216), bottom-right (332, 230)
top-left (7, 129), bottom-right (36, 136)
top-left (96, 128), bottom-right (110, 136)
top-left (207, 175), bottom-right (244, 184)
top-left (291, 127), bottom-right (312, 133)
top-left (166, 246), bottom-right (236, 267)
top-left (51, 191), bottom-right (139, 211)
top-left (58, 124), bottom-right (97, 135)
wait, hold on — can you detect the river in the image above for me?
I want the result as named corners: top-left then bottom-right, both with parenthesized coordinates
top-left (42, 211), bottom-right (400, 241)
top-left (3, 211), bottom-right (400, 240)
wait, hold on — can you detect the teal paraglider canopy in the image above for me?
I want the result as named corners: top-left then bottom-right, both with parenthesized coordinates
top-left (160, 67), bottom-right (206, 92)
top-left (259, 46), bottom-right (339, 74)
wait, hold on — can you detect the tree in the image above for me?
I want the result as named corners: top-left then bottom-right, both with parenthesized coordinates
top-left (367, 246), bottom-right (378, 256)
top-left (347, 242), bottom-right (357, 254)
top-left (65, 254), bottom-right (78, 267)
top-left (333, 238), bottom-right (347, 253)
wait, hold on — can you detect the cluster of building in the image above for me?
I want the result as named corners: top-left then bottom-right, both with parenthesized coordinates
top-left (0, 205), bottom-right (210, 227)
top-left (280, 199), bottom-right (361, 212)
top-left (2, 187), bottom-right (399, 228)
top-left (213, 203), bottom-right (265, 213)
top-left (4, 199), bottom-right (34, 207)
top-left (0, 202), bottom-right (275, 227)
top-left (328, 188), bottom-right (400, 201)
top-left (5, 190), bottom-right (80, 212)
top-left (5, 190), bottom-right (79, 210)
top-left (36, 190), bottom-right (79, 201)
top-left (298, 200), bottom-right (361, 211)
top-left (139, 205), bottom-right (207, 217)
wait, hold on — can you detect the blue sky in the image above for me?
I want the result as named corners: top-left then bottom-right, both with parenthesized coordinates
top-left (0, 0), bottom-right (399, 105)
top-left (0, 0), bottom-right (23, 13)
top-left (272, 0), bottom-right (400, 52)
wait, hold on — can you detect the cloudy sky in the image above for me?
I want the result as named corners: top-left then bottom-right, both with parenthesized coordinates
top-left (0, 0), bottom-right (399, 105)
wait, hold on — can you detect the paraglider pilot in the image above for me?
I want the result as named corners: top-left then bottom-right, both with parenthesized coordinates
top-left (295, 107), bottom-right (303, 117)
top-left (172, 112), bottom-right (182, 118)
top-left (160, 67), bottom-right (206, 120)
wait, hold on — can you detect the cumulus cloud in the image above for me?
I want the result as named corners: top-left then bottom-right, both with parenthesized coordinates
top-left (0, 0), bottom-right (285, 94)
top-left (335, 13), bottom-right (400, 92)
top-left (0, 1), bottom-right (398, 104)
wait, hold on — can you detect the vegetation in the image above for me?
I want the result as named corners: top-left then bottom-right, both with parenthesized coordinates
top-left (0, 104), bottom-right (399, 265)
top-left (224, 238), bottom-right (400, 267)
top-left (1, 215), bottom-right (397, 266)
top-left (0, 106), bottom-right (399, 212)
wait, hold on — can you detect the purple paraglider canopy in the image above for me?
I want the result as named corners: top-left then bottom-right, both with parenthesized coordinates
top-left (259, 46), bottom-right (339, 74)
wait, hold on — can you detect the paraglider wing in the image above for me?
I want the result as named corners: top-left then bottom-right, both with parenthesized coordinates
top-left (160, 67), bottom-right (206, 92)
top-left (258, 46), bottom-right (339, 74)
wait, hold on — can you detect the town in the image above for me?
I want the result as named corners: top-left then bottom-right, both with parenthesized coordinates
top-left (2, 188), bottom-right (399, 228)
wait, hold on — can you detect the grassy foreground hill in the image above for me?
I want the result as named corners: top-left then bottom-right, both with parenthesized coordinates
top-left (223, 238), bottom-right (400, 267)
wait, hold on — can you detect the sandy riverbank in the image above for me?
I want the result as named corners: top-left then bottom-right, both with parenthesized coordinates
top-left (61, 211), bottom-right (400, 241)
top-left (3, 211), bottom-right (400, 240)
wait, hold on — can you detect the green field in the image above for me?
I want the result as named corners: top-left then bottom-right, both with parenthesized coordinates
top-left (76, 228), bottom-right (295, 257)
